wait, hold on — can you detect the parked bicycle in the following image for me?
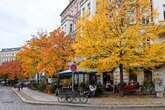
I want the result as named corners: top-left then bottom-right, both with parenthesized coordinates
top-left (69, 91), bottom-right (89, 104)
top-left (57, 84), bottom-right (97, 104)
top-left (57, 90), bottom-right (89, 104)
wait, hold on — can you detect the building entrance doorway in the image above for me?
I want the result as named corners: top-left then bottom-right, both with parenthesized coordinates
top-left (129, 69), bottom-right (137, 82)
top-left (103, 72), bottom-right (113, 85)
top-left (144, 69), bottom-right (153, 82)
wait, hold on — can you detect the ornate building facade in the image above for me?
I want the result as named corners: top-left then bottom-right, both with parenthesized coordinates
top-left (60, 0), bottom-right (96, 37)
top-left (0, 47), bottom-right (21, 64)
top-left (61, 0), bottom-right (165, 35)
top-left (152, 0), bottom-right (165, 23)
top-left (60, 0), bottom-right (81, 37)
top-left (60, 0), bottom-right (165, 89)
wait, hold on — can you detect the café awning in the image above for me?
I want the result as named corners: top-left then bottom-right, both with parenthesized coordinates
top-left (57, 68), bottom-right (96, 77)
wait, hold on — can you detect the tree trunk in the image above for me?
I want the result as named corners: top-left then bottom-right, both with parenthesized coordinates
top-left (45, 76), bottom-right (49, 93)
top-left (37, 73), bottom-right (40, 84)
top-left (119, 64), bottom-right (124, 84)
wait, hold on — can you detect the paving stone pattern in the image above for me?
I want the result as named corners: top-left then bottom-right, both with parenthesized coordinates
top-left (0, 87), bottom-right (165, 110)
top-left (20, 88), bottom-right (165, 106)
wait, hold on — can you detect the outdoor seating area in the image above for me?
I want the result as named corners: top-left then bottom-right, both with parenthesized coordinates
top-left (55, 69), bottom-right (161, 98)
top-left (56, 69), bottom-right (97, 94)
top-left (119, 81), bottom-right (140, 96)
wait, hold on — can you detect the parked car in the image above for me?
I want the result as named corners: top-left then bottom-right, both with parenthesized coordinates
top-left (23, 80), bottom-right (30, 87)
top-left (0, 81), bottom-right (6, 86)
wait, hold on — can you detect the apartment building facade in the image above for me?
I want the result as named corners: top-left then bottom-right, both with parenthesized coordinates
top-left (60, 0), bottom-right (81, 37)
top-left (0, 47), bottom-right (21, 65)
top-left (61, 0), bottom-right (165, 88)
top-left (60, 0), bottom-right (96, 36)
top-left (152, 0), bottom-right (165, 23)
top-left (61, 0), bottom-right (165, 35)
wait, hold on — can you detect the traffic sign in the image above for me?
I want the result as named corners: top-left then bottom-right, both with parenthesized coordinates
top-left (70, 62), bottom-right (77, 72)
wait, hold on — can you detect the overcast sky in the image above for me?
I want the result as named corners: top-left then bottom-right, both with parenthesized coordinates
top-left (0, 0), bottom-right (69, 49)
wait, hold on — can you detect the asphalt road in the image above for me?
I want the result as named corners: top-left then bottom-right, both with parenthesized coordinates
top-left (0, 86), bottom-right (165, 110)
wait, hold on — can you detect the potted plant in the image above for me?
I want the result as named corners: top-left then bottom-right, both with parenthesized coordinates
top-left (47, 84), bottom-right (55, 94)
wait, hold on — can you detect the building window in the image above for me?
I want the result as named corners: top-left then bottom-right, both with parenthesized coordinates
top-left (87, 2), bottom-right (91, 14)
top-left (163, 5), bottom-right (165, 20)
top-left (64, 24), bottom-right (66, 32)
top-left (142, 17), bottom-right (149, 24)
top-left (82, 7), bottom-right (85, 15)
top-left (164, 11), bottom-right (165, 20)
top-left (127, 9), bottom-right (135, 24)
top-left (70, 24), bottom-right (73, 33)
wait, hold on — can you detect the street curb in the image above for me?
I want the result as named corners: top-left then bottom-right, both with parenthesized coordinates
top-left (12, 88), bottom-right (165, 108)
top-left (11, 88), bottom-right (109, 108)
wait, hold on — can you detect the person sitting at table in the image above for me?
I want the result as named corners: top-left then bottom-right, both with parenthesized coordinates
top-left (89, 84), bottom-right (97, 97)
top-left (106, 81), bottom-right (113, 91)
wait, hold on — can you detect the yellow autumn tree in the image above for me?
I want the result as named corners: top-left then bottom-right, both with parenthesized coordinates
top-left (73, 0), bottom-right (165, 83)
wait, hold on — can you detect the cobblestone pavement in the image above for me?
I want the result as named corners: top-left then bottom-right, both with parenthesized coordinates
top-left (0, 86), bottom-right (165, 110)
top-left (14, 87), bottom-right (165, 106)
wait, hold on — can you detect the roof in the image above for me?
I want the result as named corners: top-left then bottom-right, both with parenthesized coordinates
top-left (60, 0), bottom-right (75, 16)
top-left (1, 47), bottom-right (21, 52)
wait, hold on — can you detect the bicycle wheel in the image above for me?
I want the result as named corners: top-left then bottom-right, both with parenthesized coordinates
top-left (79, 95), bottom-right (88, 104)
top-left (57, 95), bottom-right (65, 103)
top-left (72, 96), bottom-right (79, 104)
top-left (66, 96), bottom-right (74, 103)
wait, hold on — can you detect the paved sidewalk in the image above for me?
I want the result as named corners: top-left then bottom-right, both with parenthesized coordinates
top-left (12, 87), bottom-right (165, 108)
top-left (18, 87), bottom-right (57, 102)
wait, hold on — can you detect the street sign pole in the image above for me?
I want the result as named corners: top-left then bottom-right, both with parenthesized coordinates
top-left (72, 71), bottom-right (74, 92)
top-left (70, 62), bottom-right (77, 93)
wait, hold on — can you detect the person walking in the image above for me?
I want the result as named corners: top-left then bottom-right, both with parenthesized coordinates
top-left (18, 80), bottom-right (24, 91)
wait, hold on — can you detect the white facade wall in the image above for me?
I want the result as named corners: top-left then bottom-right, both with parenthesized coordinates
top-left (152, 0), bottom-right (165, 23)
top-left (80, 0), bottom-right (96, 17)
top-left (136, 69), bottom-right (145, 85)
top-left (61, 0), bottom-right (96, 36)
top-left (0, 50), bottom-right (19, 64)
top-left (61, 17), bottom-right (74, 35)
top-left (113, 68), bottom-right (129, 84)
top-left (61, 0), bottom-right (165, 35)
top-left (153, 65), bottom-right (165, 89)
top-left (151, 0), bottom-right (165, 91)
top-left (61, 0), bottom-right (81, 36)
top-left (61, 20), bottom-right (73, 35)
